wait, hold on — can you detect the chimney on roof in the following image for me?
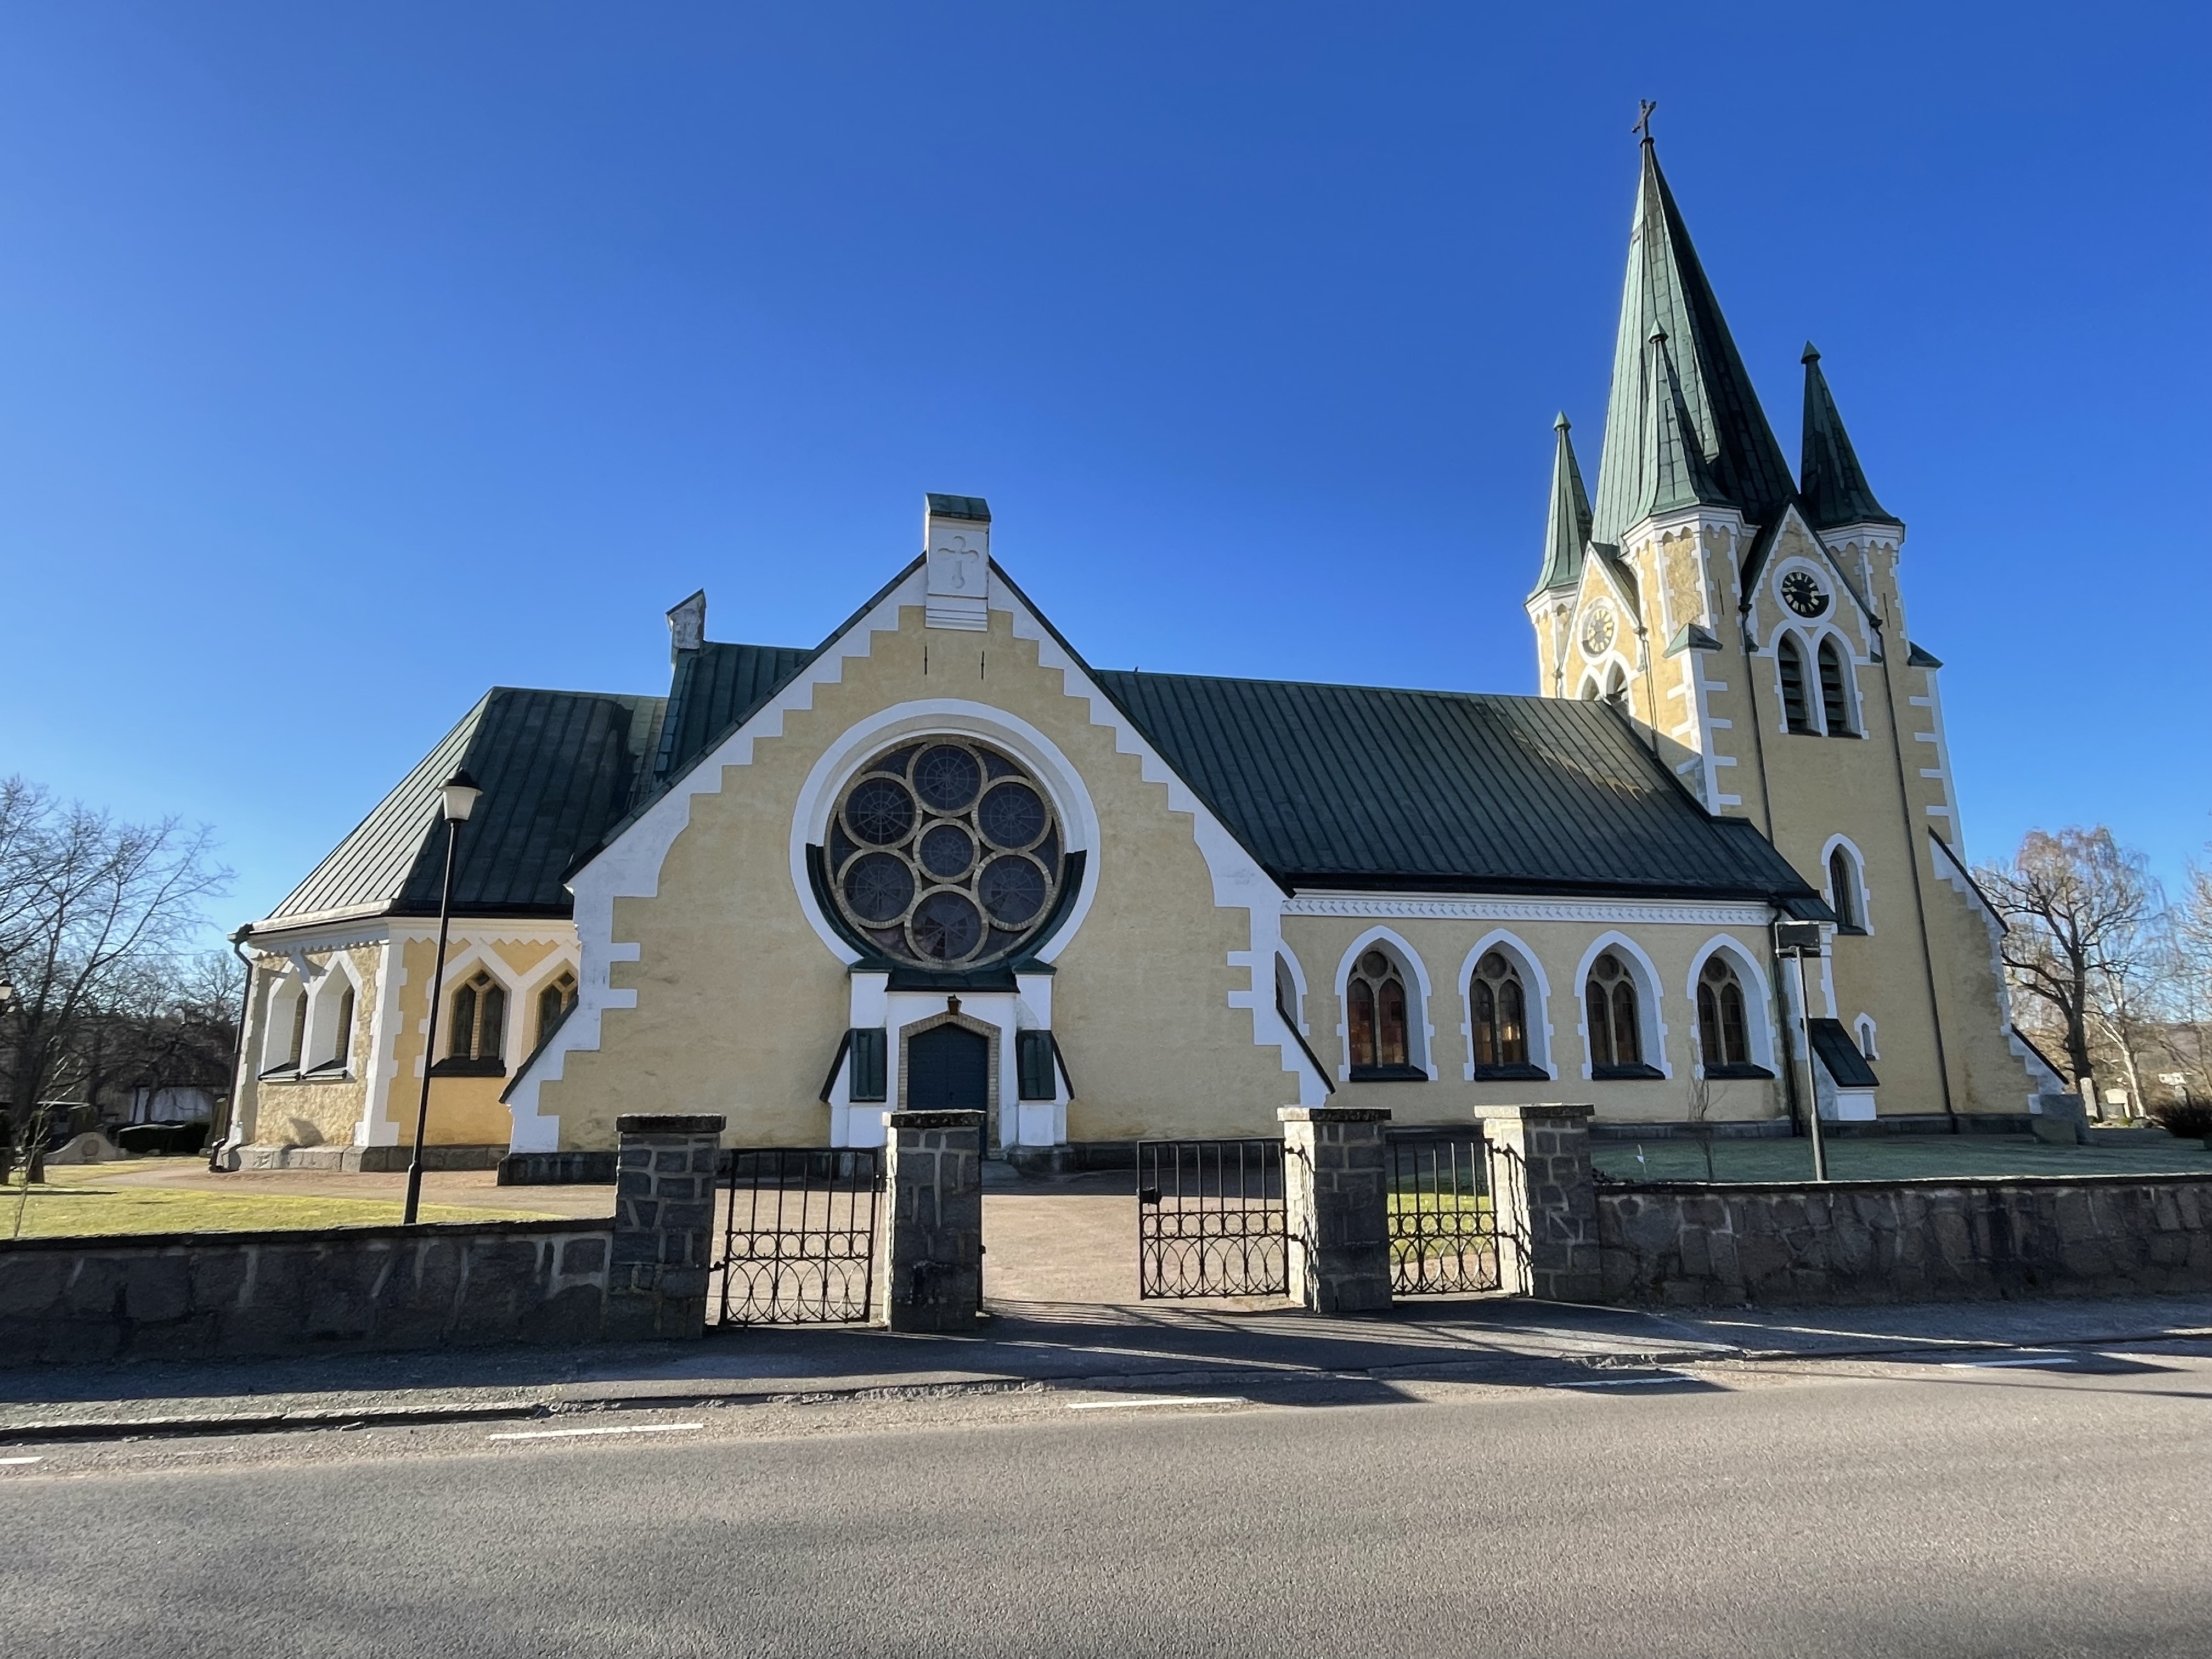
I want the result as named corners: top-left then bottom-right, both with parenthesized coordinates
top-left (922, 493), bottom-right (991, 632)
top-left (666, 589), bottom-right (706, 664)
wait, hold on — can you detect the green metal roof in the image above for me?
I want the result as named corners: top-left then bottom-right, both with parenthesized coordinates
top-left (261, 687), bottom-right (666, 927)
top-left (1091, 667), bottom-right (1823, 905)
top-left (1640, 330), bottom-right (1731, 520)
top-left (652, 641), bottom-right (818, 790)
top-left (1798, 343), bottom-right (1901, 531)
top-left (1809, 1017), bottom-right (1880, 1089)
top-left (1589, 142), bottom-right (1797, 546)
top-left (1531, 412), bottom-right (1593, 595)
top-left (925, 493), bottom-right (991, 522)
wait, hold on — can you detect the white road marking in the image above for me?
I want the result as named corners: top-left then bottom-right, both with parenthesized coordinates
top-left (487, 1422), bottom-right (705, 1441)
top-left (1066, 1396), bottom-right (1248, 1411)
top-left (1554, 1374), bottom-right (1685, 1389)
top-left (0, 1456), bottom-right (43, 1465)
top-left (1944, 1356), bottom-right (2073, 1369)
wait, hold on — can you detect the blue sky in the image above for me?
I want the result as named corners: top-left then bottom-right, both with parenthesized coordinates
top-left (1, 3), bottom-right (2206, 932)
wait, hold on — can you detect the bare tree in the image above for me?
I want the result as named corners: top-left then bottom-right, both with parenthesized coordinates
top-left (0, 778), bottom-right (230, 1181)
top-left (1977, 827), bottom-right (2158, 1116)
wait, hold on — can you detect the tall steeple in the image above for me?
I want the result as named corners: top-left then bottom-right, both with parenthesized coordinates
top-left (1589, 136), bottom-right (1796, 546)
top-left (1531, 411), bottom-right (1592, 595)
top-left (1798, 343), bottom-right (1901, 530)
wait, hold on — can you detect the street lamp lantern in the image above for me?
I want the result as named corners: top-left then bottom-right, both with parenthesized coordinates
top-left (438, 770), bottom-right (482, 824)
top-left (402, 770), bottom-right (481, 1224)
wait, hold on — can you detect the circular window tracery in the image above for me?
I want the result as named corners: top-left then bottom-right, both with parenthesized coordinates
top-left (827, 738), bottom-right (1064, 968)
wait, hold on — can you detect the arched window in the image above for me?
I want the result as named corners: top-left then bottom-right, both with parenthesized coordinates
top-left (1584, 952), bottom-right (1644, 1073)
top-left (1347, 949), bottom-right (1412, 1075)
top-left (1696, 956), bottom-right (1752, 1069)
top-left (1777, 636), bottom-right (1814, 733)
top-left (286, 988), bottom-right (308, 1070)
top-left (1470, 950), bottom-right (1531, 1073)
top-left (1817, 639), bottom-right (1853, 735)
top-left (1829, 845), bottom-right (1864, 932)
top-left (1602, 663), bottom-right (1628, 713)
top-left (1274, 956), bottom-right (1300, 1030)
top-left (1578, 676), bottom-right (1601, 701)
top-left (449, 971), bottom-right (506, 1064)
top-left (1856, 1015), bottom-right (1880, 1060)
top-left (311, 981), bottom-right (355, 1072)
top-left (535, 972), bottom-right (578, 1048)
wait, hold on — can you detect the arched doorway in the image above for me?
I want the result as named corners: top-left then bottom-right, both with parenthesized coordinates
top-left (906, 1023), bottom-right (989, 1113)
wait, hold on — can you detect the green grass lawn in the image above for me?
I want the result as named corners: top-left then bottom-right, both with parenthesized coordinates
top-left (1590, 1132), bottom-right (2212, 1184)
top-left (1, 1165), bottom-right (560, 1239)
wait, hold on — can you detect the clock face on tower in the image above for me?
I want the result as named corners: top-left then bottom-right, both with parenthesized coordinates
top-left (1780, 570), bottom-right (1829, 618)
top-left (1579, 606), bottom-right (1615, 657)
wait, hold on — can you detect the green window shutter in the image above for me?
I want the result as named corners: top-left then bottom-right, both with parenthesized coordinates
top-left (1016, 1029), bottom-right (1056, 1101)
top-left (849, 1028), bottom-right (888, 1102)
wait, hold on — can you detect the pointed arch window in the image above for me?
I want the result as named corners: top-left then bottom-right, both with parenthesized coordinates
top-left (1817, 639), bottom-right (1854, 735)
top-left (1777, 636), bottom-right (1814, 733)
top-left (1585, 952), bottom-right (1656, 1077)
top-left (441, 970), bottom-right (507, 1074)
top-left (1695, 955), bottom-right (1771, 1077)
top-left (310, 981), bottom-right (356, 1073)
top-left (1470, 951), bottom-right (1543, 1079)
top-left (1829, 846), bottom-right (1866, 933)
top-left (286, 988), bottom-right (308, 1070)
top-left (535, 972), bottom-right (578, 1049)
top-left (1347, 949), bottom-right (1419, 1079)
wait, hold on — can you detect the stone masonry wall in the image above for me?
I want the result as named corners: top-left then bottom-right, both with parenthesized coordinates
top-left (0, 1219), bottom-right (612, 1367)
top-left (1599, 1175), bottom-right (2212, 1307)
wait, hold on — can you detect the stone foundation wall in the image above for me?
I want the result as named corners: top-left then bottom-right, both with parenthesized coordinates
top-left (0, 1219), bottom-right (613, 1367)
top-left (1599, 1175), bottom-right (2212, 1307)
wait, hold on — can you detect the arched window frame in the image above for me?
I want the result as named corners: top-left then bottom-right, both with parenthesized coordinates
top-left (305, 960), bottom-right (363, 1075)
top-left (1683, 938), bottom-right (1778, 1080)
top-left (1855, 1014), bottom-right (1880, 1060)
top-left (435, 955), bottom-right (514, 1075)
top-left (1775, 631), bottom-right (1816, 735)
top-left (1333, 929), bottom-right (1434, 1083)
top-left (259, 970), bottom-right (308, 1076)
top-left (1457, 933), bottom-right (1553, 1081)
top-left (1820, 835), bottom-right (1873, 935)
top-left (1571, 933), bottom-right (1669, 1081)
top-left (534, 969), bottom-right (579, 1052)
top-left (1273, 950), bottom-right (1310, 1037)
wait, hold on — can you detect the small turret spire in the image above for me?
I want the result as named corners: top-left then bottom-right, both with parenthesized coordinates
top-left (1531, 411), bottom-right (1593, 596)
top-left (1640, 328), bottom-right (1728, 520)
top-left (1799, 342), bottom-right (1901, 531)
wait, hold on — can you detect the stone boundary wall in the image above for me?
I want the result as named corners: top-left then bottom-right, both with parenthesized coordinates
top-left (1598, 1175), bottom-right (2212, 1307)
top-left (0, 1218), bottom-right (613, 1367)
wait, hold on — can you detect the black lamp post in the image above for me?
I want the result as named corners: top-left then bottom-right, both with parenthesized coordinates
top-left (402, 769), bottom-right (482, 1226)
top-left (1775, 919), bottom-right (1829, 1182)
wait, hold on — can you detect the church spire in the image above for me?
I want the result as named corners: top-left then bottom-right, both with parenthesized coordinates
top-left (1641, 328), bottom-right (1729, 520)
top-left (1589, 136), bottom-right (1796, 545)
top-left (1531, 411), bottom-right (1592, 595)
top-left (1798, 342), bottom-right (1901, 530)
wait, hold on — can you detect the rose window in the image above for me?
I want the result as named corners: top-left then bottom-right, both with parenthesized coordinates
top-left (827, 739), bottom-right (1063, 968)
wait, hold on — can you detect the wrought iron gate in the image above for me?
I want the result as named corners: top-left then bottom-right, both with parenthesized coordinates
top-left (715, 1148), bottom-right (882, 1325)
top-left (1385, 1130), bottom-right (1502, 1296)
top-left (1136, 1138), bottom-right (1289, 1299)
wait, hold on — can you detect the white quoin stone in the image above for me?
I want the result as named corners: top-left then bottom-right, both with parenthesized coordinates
top-left (924, 496), bottom-right (991, 631)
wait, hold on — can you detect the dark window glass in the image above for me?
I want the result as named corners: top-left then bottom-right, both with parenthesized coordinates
top-left (479, 983), bottom-right (506, 1062)
top-left (1349, 979), bottom-right (1378, 1069)
top-left (1587, 953), bottom-right (1641, 1069)
top-left (1470, 950), bottom-right (1530, 1070)
top-left (1829, 848), bottom-right (1859, 930)
top-left (1697, 956), bottom-right (1751, 1066)
top-left (844, 776), bottom-right (916, 845)
top-left (1379, 977), bottom-right (1409, 1069)
top-left (1015, 1029), bottom-right (1056, 1101)
top-left (537, 975), bottom-right (577, 1048)
top-left (1778, 636), bottom-right (1813, 733)
top-left (450, 983), bottom-right (477, 1060)
top-left (1818, 639), bottom-right (1852, 735)
top-left (1610, 982), bottom-right (1640, 1065)
top-left (913, 745), bottom-right (983, 813)
top-left (849, 1027), bottom-right (888, 1102)
top-left (1471, 980), bottom-right (1497, 1068)
top-left (910, 890), bottom-right (983, 962)
top-left (1499, 979), bottom-right (1527, 1065)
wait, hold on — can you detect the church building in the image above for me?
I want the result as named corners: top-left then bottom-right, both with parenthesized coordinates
top-left (224, 137), bottom-right (2059, 1173)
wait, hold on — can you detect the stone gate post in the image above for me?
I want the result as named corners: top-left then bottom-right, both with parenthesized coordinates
top-left (881, 1109), bottom-right (984, 1332)
top-left (605, 1113), bottom-right (725, 1341)
top-left (1279, 1106), bottom-right (1393, 1315)
top-left (1472, 1103), bottom-right (1600, 1304)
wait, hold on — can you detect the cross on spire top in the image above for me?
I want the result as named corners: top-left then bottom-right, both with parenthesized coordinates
top-left (1634, 99), bottom-right (1657, 144)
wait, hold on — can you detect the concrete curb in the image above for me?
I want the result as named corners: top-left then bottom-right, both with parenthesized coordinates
top-left (8, 1323), bottom-right (2208, 1446)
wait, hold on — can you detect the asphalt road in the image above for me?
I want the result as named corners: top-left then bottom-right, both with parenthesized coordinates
top-left (6, 1349), bottom-right (2210, 1658)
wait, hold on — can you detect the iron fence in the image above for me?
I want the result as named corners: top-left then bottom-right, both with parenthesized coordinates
top-left (1385, 1130), bottom-right (1502, 1296)
top-left (715, 1148), bottom-right (882, 1325)
top-left (1136, 1138), bottom-right (1289, 1299)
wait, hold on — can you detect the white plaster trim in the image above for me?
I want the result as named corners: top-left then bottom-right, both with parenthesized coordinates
top-left (1928, 832), bottom-right (2063, 1093)
top-left (1681, 933), bottom-right (1778, 1074)
top-left (1568, 931), bottom-right (1674, 1080)
top-left (1330, 927), bottom-right (1438, 1082)
top-left (1284, 893), bottom-right (1773, 927)
top-left (1454, 930), bottom-right (1555, 1081)
top-left (786, 697), bottom-right (1103, 966)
